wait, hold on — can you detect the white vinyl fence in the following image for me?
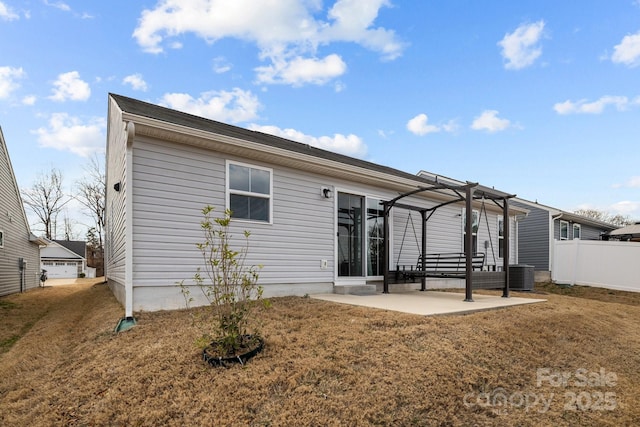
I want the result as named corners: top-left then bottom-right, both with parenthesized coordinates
top-left (553, 240), bottom-right (640, 292)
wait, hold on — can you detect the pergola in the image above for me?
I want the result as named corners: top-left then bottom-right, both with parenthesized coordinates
top-left (381, 179), bottom-right (516, 302)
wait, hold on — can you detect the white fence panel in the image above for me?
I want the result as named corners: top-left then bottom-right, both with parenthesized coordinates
top-left (553, 240), bottom-right (640, 292)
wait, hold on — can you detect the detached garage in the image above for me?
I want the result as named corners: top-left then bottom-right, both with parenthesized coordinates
top-left (41, 240), bottom-right (86, 279)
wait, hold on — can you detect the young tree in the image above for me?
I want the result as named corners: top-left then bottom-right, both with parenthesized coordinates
top-left (75, 154), bottom-right (105, 248)
top-left (21, 168), bottom-right (70, 239)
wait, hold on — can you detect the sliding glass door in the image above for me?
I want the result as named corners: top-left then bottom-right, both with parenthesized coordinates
top-left (337, 192), bottom-right (364, 277)
top-left (337, 193), bottom-right (385, 278)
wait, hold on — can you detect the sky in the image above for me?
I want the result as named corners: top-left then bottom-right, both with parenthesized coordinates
top-left (1, 0), bottom-right (639, 238)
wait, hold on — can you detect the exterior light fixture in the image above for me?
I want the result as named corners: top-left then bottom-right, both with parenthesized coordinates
top-left (321, 187), bottom-right (332, 199)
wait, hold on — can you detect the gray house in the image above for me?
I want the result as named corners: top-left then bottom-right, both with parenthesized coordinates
top-left (511, 198), bottom-right (617, 281)
top-left (0, 128), bottom-right (45, 296)
top-left (105, 94), bottom-right (525, 315)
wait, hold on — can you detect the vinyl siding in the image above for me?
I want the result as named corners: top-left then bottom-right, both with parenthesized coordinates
top-left (105, 98), bottom-right (128, 289)
top-left (554, 220), bottom-right (606, 241)
top-left (0, 131), bottom-right (41, 296)
top-left (512, 201), bottom-right (550, 271)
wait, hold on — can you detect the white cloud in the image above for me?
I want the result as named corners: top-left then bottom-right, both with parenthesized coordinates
top-left (406, 114), bottom-right (459, 136)
top-left (471, 110), bottom-right (511, 132)
top-left (132, 0), bottom-right (404, 86)
top-left (32, 113), bottom-right (105, 157)
top-left (0, 66), bottom-right (25, 99)
top-left (611, 30), bottom-right (640, 67)
top-left (43, 0), bottom-right (70, 11)
top-left (610, 200), bottom-right (640, 217)
top-left (553, 95), bottom-right (635, 115)
top-left (613, 176), bottom-right (640, 189)
top-left (122, 73), bottom-right (148, 91)
top-left (49, 71), bottom-right (91, 102)
top-left (22, 95), bottom-right (36, 105)
top-left (212, 56), bottom-right (232, 74)
top-left (498, 20), bottom-right (545, 70)
top-left (406, 114), bottom-right (441, 136)
top-left (159, 88), bottom-right (261, 123)
top-left (249, 124), bottom-right (367, 158)
top-left (255, 54), bottom-right (347, 86)
top-left (0, 1), bottom-right (19, 20)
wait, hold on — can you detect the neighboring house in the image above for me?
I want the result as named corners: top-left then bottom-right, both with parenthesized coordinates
top-left (0, 127), bottom-right (46, 296)
top-left (40, 240), bottom-right (87, 279)
top-left (511, 198), bottom-right (617, 281)
top-left (105, 94), bottom-right (526, 315)
top-left (606, 222), bottom-right (640, 242)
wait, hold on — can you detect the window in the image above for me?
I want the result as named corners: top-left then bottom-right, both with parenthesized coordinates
top-left (227, 162), bottom-right (272, 222)
top-left (463, 209), bottom-right (479, 255)
top-left (367, 199), bottom-right (384, 277)
top-left (573, 223), bottom-right (581, 240)
top-left (560, 220), bottom-right (569, 240)
top-left (498, 218), bottom-right (504, 258)
top-left (0, 230), bottom-right (3, 248)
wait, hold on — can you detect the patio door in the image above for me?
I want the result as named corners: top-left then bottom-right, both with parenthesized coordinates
top-left (337, 192), bottom-right (364, 277)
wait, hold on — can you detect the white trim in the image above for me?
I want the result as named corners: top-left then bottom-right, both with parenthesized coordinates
top-left (573, 223), bottom-right (581, 240)
top-left (462, 208), bottom-right (479, 254)
top-left (560, 220), bottom-right (569, 240)
top-left (497, 217), bottom-right (504, 259)
top-left (226, 160), bottom-right (273, 225)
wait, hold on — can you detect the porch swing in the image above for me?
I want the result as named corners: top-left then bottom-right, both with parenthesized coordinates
top-left (382, 179), bottom-right (514, 300)
top-left (394, 196), bottom-right (505, 283)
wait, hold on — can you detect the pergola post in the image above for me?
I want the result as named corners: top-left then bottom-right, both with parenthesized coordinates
top-left (502, 197), bottom-right (510, 298)
top-left (383, 203), bottom-right (390, 294)
top-left (464, 185), bottom-right (474, 302)
top-left (420, 210), bottom-right (427, 291)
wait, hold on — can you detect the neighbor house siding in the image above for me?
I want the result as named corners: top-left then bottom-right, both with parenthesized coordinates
top-left (580, 224), bottom-right (605, 240)
top-left (0, 129), bottom-right (41, 296)
top-left (512, 201), bottom-right (550, 271)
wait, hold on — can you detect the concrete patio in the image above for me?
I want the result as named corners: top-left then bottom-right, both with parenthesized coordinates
top-left (311, 290), bottom-right (546, 316)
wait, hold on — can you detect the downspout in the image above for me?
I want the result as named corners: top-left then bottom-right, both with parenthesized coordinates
top-left (115, 121), bottom-right (137, 332)
top-left (124, 121), bottom-right (135, 318)
top-left (550, 213), bottom-right (563, 280)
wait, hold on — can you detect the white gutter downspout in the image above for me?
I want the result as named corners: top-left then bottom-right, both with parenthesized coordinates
top-left (550, 213), bottom-right (563, 281)
top-left (124, 121), bottom-right (135, 318)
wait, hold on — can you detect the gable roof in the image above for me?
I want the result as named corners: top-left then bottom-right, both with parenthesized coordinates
top-left (40, 239), bottom-right (85, 260)
top-left (53, 240), bottom-right (86, 258)
top-left (110, 93), bottom-right (521, 208)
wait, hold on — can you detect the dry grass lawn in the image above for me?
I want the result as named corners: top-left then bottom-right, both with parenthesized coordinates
top-left (1, 279), bottom-right (640, 426)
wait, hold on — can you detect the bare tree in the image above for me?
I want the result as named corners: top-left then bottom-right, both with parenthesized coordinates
top-left (74, 154), bottom-right (105, 248)
top-left (574, 209), bottom-right (634, 227)
top-left (62, 212), bottom-right (80, 240)
top-left (21, 168), bottom-right (70, 239)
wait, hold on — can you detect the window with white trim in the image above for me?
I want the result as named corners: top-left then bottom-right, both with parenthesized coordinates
top-left (498, 218), bottom-right (504, 258)
top-left (463, 209), bottom-right (479, 255)
top-left (227, 161), bottom-right (272, 222)
top-left (573, 223), bottom-right (581, 239)
top-left (560, 220), bottom-right (569, 240)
